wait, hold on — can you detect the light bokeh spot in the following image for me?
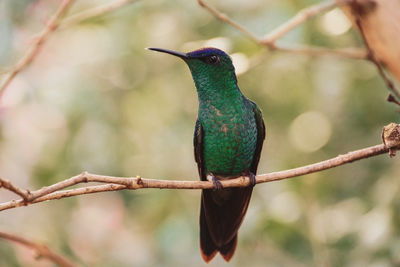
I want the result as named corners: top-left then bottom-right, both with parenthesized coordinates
top-left (231, 52), bottom-right (250, 75)
top-left (359, 208), bottom-right (392, 248)
top-left (289, 111), bottom-right (332, 152)
top-left (269, 191), bottom-right (301, 223)
top-left (203, 37), bottom-right (231, 52)
top-left (321, 8), bottom-right (351, 36)
top-left (182, 37), bottom-right (231, 53)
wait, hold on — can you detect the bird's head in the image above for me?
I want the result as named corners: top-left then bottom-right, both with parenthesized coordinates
top-left (148, 47), bottom-right (237, 84)
top-left (148, 47), bottom-right (241, 103)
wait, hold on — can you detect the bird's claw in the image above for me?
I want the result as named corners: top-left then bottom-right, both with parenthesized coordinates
top-left (240, 172), bottom-right (257, 187)
top-left (249, 172), bottom-right (256, 187)
top-left (212, 177), bottom-right (223, 190)
top-left (207, 174), bottom-right (223, 190)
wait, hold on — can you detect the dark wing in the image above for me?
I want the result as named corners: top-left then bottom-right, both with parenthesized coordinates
top-left (195, 119), bottom-right (219, 261)
top-left (194, 118), bottom-right (206, 181)
top-left (249, 100), bottom-right (266, 174)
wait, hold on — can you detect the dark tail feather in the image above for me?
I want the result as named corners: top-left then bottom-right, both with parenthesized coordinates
top-left (200, 201), bottom-right (217, 262)
top-left (200, 187), bottom-right (252, 262)
top-left (200, 202), bottom-right (237, 262)
top-left (219, 234), bottom-right (237, 262)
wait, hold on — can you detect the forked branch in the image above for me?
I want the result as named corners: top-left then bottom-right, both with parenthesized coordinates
top-left (197, 0), bottom-right (367, 59)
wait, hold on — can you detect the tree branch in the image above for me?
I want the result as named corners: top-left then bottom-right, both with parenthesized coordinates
top-left (1, 137), bottom-right (399, 212)
top-left (197, 0), bottom-right (367, 59)
top-left (0, 231), bottom-right (77, 267)
top-left (0, 0), bottom-right (75, 97)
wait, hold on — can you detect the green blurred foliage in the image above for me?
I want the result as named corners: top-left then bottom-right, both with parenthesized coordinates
top-left (0, 0), bottom-right (399, 266)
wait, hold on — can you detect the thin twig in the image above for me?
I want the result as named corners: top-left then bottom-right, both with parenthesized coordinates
top-left (0, 0), bottom-right (140, 95)
top-left (197, 0), bottom-right (259, 42)
top-left (59, 0), bottom-right (139, 29)
top-left (0, 178), bottom-right (30, 201)
top-left (272, 44), bottom-right (367, 59)
top-left (1, 142), bottom-right (398, 212)
top-left (197, 0), bottom-right (367, 59)
top-left (0, 0), bottom-right (75, 97)
top-left (350, 1), bottom-right (400, 101)
top-left (0, 231), bottom-right (77, 267)
top-left (387, 94), bottom-right (400, 107)
top-left (262, 0), bottom-right (338, 44)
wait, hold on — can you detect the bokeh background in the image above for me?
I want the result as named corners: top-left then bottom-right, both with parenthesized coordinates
top-left (1, 0), bottom-right (399, 266)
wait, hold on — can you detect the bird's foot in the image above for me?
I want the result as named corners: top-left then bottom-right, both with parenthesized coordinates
top-left (207, 173), bottom-right (223, 190)
top-left (246, 172), bottom-right (257, 187)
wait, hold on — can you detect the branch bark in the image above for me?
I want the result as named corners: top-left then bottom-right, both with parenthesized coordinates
top-left (1, 141), bottom-right (398, 212)
top-left (0, 231), bottom-right (77, 267)
top-left (0, 179), bottom-right (30, 201)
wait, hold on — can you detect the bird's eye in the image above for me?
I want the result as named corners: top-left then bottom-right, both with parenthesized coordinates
top-left (205, 55), bottom-right (220, 65)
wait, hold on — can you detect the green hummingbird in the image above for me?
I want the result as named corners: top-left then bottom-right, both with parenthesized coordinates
top-left (149, 47), bottom-right (265, 262)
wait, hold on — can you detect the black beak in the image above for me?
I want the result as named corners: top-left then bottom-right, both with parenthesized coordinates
top-left (147, 47), bottom-right (189, 59)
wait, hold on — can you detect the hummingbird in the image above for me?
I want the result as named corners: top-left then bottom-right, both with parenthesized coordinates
top-left (148, 47), bottom-right (265, 262)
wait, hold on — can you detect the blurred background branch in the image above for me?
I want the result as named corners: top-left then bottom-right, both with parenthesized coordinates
top-left (0, 231), bottom-right (77, 267)
top-left (261, 0), bottom-right (346, 44)
top-left (0, 0), bottom-right (139, 98)
top-left (0, 0), bottom-right (75, 97)
top-left (59, 0), bottom-right (139, 29)
top-left (197, 0), bottom-right (367, 59)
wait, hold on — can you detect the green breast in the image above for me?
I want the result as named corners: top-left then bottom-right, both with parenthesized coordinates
top-left (199, 96), bottom-right (257, 175)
